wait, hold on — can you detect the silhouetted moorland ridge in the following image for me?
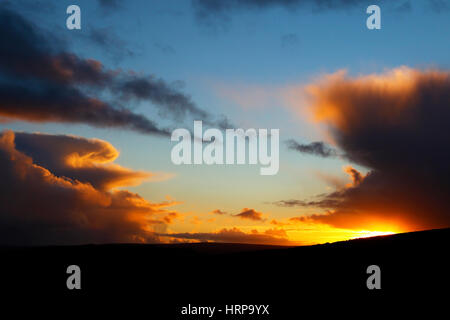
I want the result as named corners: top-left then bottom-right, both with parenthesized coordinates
top-left (1, 228), bottom-right (448, 312)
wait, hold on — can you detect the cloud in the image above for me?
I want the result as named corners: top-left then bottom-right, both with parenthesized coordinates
top-left (86, 27), bottom-right (134, 61)
top-left (233, 208), bottom-right (265, 221)
top-left (273, 199), bottom-right (307, 207)
top-left (286, 139), bottom-right (338, 157)
top-left (211, 208), bottom-right (266, 221)
top-left (192, 0), bottom-right (381, 25)
top-left (0, 7), bottom-right (227, 135)
top-left (211, 209), bottom-right (228, 215)
top-left (117, 77), bottom-right (208, 121)
top-left (273, 198), bottom-right (340, 208)
top-left (159, 227), bottom-right (294, 245)
top-left (192, 0), bottom-right (364, 16)
top-left (13, 132), bottom-right (173, 190)
top-left (288, 67), bottom-right (450, 232)
top-left (343, 166), bottom-right (364, 186)
top-left (192, 0), bottom-right (445, 27)
top-left (162, 212), bottom-right (182, 224)
top-left (0, 130), bottom-right (178, 245)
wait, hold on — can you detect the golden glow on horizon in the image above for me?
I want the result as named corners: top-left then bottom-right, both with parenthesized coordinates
top-left (167, 213), bottom-right (407, 246)
top-left (281, 223), bottom-right (401, 245)
top-left (351, 230), bottom-right (396, 239)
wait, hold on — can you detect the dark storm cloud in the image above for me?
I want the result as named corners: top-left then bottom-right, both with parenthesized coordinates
top-left (0, 81), bottom-right (168, 135)
top-left (287, 68), bottom-right (450, 231)
top-left (0, 131), bottom-right (179, 245)
top-left (0, 7), bottom-right (227, 134)
top-left (286, 139), bottom-right (338, 158)
top-left (117, 77), bottom-right (209, 120)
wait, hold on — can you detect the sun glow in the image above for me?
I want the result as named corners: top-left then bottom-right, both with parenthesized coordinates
top-left (352, 230), bottom-right (396, 239)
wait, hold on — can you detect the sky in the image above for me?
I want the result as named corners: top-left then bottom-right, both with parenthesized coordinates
top-left (1, 0), bottom-right (450, 246)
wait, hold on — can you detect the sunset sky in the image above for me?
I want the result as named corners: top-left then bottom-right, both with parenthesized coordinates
top-left (1, 0), bottom-right (450, 246)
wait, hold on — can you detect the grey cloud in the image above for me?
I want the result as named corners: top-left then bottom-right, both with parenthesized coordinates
top-left (286, 139), bottom-right (338, 158)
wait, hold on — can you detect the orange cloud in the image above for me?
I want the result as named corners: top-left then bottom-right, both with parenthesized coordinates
top-left (343, 166), bottom-right (365, 187)
top-left (14, 132), bottom-right (173, 190)
top-left (289, 67), bottom-right (450, 232)
top-left (159, 227), bottom-right (295, 246)
top-left (163, 212), bottom-right (182, 224)
top-left (233, 208), bottom-right (265, 221)
top-left (0, 130), bottom-right (178, 245)
top-left (211, 209), bottom-right (228, 215)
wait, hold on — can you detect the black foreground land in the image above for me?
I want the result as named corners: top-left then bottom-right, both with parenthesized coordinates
top-left (1, 228), bottom-right (449, 315)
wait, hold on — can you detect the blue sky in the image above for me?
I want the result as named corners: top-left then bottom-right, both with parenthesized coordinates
top-left (2, 0), bottom-right (450, 244)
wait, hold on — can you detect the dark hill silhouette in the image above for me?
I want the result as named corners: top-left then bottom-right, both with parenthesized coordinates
top-left (1, 228), bottom-right (449, 315)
